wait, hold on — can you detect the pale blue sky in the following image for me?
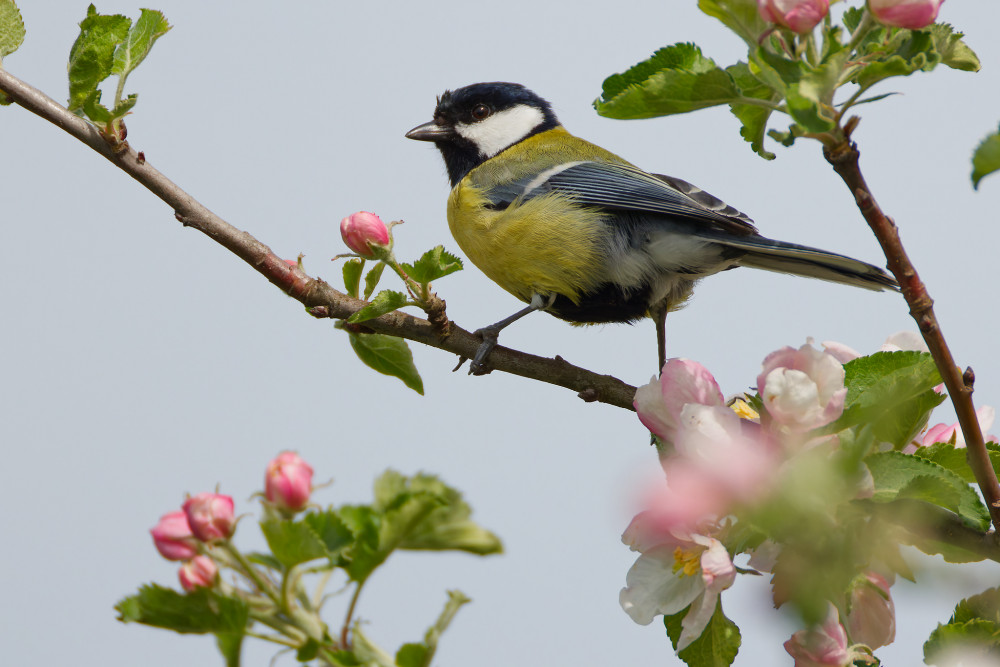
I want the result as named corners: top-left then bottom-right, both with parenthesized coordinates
top-left (2, 2), bottom-right (998, 665)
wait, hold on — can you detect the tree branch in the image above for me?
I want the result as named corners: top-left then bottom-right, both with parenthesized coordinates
top-left (0, 67), bottom-right (637, 412)
top-left (824, 133), bottom-right (1000, 530)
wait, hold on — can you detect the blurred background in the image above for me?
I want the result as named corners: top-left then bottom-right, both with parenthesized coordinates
top-left (1, 1), bottom-right (997, 664)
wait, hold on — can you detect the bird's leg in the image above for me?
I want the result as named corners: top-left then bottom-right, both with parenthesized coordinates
top-left (650, 299), bottom-right (669, 376)
top-left (469, 293), bottom-right (552, 375)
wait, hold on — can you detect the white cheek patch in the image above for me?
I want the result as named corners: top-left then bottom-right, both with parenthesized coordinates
top-left (454, 104), bottom-right (546, 158)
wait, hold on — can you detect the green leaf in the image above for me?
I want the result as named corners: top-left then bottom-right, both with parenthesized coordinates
top-left (343, 258), bottom-right (364, 298)
top-left (400, 246), bottom-right (463, 284)
top-left (396, 590), bottom-right (470, 667)
top-left (972, 125), bottom-right (1000, 189)
top-left (396, 643), bottom-right (429, 667)
top-left (351, 625), bottom-right (397, 667)
top-left (665, 598), bottom-right (742, 667)
top-left (363, 262), bottom-right (386, 300)
top-left (260, 517), bottom-right (329, 567)
top-left (374, 471), bottom-right (503, 556)
top-left (68, 5), bottom-right (131, 113)
top-left (115, 583), bottom-right (249, 635)
top-left (216, 632), bottom-right (244, 667)
top-left (726, 62), bottom-right (777, 160)
top-left (924, 619), bottom-right (1000, 665)
top-left (337, 504), bottom-right (384, 582)
top-left (697, 0), bottom-right (768, 48)
top-left (831, 351), bottom-right (945, 448)
top-left (930, 23), bottom-right (981, 72)
top-left (0, 0), bottom-right (26, 61)
top-left (953, 588), bottom-right (1000, 625)
top-left (303, 509), bottom-right (355, 556)
top-left (347, 289), bottom-right (409, 324)
top-left (595, 43), bottom-right (741, 119)
top-left (754, 48), bottom-right (843, 133)
top-left (865, 451), bottom-right (990, 531)
top-left (913, 441), bottom-right (1000, 484)
top-left (347, 331), bottom-right (423, 394)
top-left (111, 9), bottom-right (170, 79)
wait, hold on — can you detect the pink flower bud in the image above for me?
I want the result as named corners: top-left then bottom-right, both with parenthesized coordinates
top-left (150, 511), bottom-right (198, 561)
top-left (784, 603), bottom-right (850, 666)
top-left (869, 0), bottom-right (944, 30)
top-left (265, 451), bottom-right (314, 512)
top-left (758, 342), bottom-right (846, 433)
top-left (633, 358), bottom-right (724, 443)
top-left (178, 555), bottom-right (218, 592)
top-left (922, 405), bottom-right (997, 449)
top-left (847, 573), bottom-right (896, 650)
top-left (183, 493), bottom-right (236, 542)
top-left (758, 0), bottom-right (830, 34)
top-left (340, 211), bottom-right (390, 259)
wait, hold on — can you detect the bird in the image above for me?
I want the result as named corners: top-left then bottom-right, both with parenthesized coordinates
top-left (405, 82), bottom-right (897, 374)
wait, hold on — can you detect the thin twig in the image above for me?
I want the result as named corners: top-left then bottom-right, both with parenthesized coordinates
top-left (824, 136), bottom-right (1000, 530)
top-left (0, 68), bottom-right (637, 412)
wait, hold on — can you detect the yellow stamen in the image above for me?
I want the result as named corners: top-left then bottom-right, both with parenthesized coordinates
top-left (672, 547), bottom-right (702, 577)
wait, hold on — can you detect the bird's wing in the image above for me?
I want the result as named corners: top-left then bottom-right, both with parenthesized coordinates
top-left (490, 161), bottom-right (759, 237)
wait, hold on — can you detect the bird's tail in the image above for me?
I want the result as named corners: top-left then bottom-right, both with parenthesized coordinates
top-left (721, 235), bottom-right (898, 291)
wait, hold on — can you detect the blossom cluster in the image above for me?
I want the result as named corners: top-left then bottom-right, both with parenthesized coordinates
top-left (623, 335), bottom-right (956, 664)
top-left (757, 0), bottom-right (945, 34)
top-left (149, 451), bottom-right (313, 591)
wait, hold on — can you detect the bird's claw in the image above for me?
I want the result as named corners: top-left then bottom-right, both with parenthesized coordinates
top-left (469, 327), bottom-right (500, 375)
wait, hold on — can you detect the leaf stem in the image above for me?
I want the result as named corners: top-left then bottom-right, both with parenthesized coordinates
top-left (340, 581), bottom-right (365, 647)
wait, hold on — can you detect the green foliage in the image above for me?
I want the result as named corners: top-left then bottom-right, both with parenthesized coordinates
top-left (347, 331), bottom-right (424, 394)
top-left (972, 125), bottom-right (1000, 189)
top-left (831, 351), bottom-right (945, 448)
top-left (348, 290), bottom-right (410, 324)
top-left (726, 62), bottom-right (779, 159)
top-left (343, 258), bottom-right (364, 298)
top-left (67, 5), bottom-right (170, 129)
top-left (925, 588), bottom-right (1000, 665)
top-left (364, 262), bottom-right (386, 300)
top-left (697, 0), bottom-right (768, 48)
top-left (401, 246), bottom-right (463, 285)
top-left (0, 0), bottom-right (25, 62)
top-left (913, 441), bottom-right (1000, 484)
top-left (664, 599), bottom-right (742, 667)
top-left (260, 511), bottom-right (353, 568)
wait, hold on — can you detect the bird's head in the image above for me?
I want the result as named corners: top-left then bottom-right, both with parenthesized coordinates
top-left (406, 82), bottom-right (560, 185)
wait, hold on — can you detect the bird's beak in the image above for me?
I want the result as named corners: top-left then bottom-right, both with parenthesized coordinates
top-left (405, 120), bottom-right (453, 142)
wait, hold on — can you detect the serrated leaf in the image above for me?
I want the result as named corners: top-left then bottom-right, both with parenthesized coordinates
top-left (111, 91), bottom-right (137, 118)
top-left (697, 0), bottom-right (768, 48)
top-left (260, 517), bottom-right (329, 567)
top-left (68, 5), bottom-right (131, 112)
top-left (754, 48), bottom-right (842, 133)
top-left (111, 8), bottom-right (170, 79)
top-left (665, 598), bottom-right (742, 667)
top-left (115, 583), bottom-right (249, 635)
top-left (343, 258), bottom-right (364, 298)
top-left (865, 452), bottom-right (990, 530)
top-left (245, 551), bottom-right (284, 571)
top-left (347, 289), bottom-right (408, 324)
top-left (401, 246), bottom-right (463, 284)
top-left (81, 89), bottom-right (111, 124)
top-left (348, 331), bottom-right (423, 394)
top-left (596, 43), bottom-right (741, 119)
top-left (913, 441), bottom-right (1000, 485)
top-left (337, 504), bottom-right (384, 582)
top-left (303, 509), bottom-right (354, 556)
top-left (830, 351), bottom-right (945, 448)
top-left (852, 24), bottom-right (978, 97)
top-left (930, 23), bottom-right (980, 72)
top-left (924, 619), bottom-right (1000, 665)
top-left (726, 62), bottom-right (777, 160)
top-left (0, 0), bottom-right (26, 61)
top-left (363, 262), bottom-right (385, 300)
top-left (953, 588), bottom-right (1000, 625)
top-left (972, 126), bottom-right (1000, 189)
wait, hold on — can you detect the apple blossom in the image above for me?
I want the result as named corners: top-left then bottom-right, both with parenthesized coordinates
top-left (634, 358), bottom-right (724, 443)
top-left (847, 573), bottom-right (896, 650)
top-left (922, 405), bottom-right (998, 448)
top-left (183, 493), bottom-right (236, 542)
top-left (784, 603), bottom-right (851, 667)
top-left (150, 511), bottom-right (198, 561)
top-left (340, 211), bottom-right (390, 259)
top-left (869, 0), bottom-right (944, 30)
top-left (178, 555), bottom-right (218, 592)
top-left (758, 342), bottom-right (847, 433)
top-left (758, 0), bottom-right (829, 34)
top-left (265, 451), bottom-right (314, 513)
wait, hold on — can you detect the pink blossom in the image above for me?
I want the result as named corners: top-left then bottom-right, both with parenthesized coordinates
top-left (340, 211), bottom-right (390, 259)
top-left (758, 0), bottom-right (830, 34)
top-left (821, 341), bottom-right (860, 365)
top-left (870, 0), bottom-right (944, 30)
top-left (150, 511), bottom-right (198, 561)
top-left (183, 493), bottom-right (236, 542)
top-left (784, 603), bottom-right (851, 667)
top-left (922, 405), bottom-right (997, 448)
top-left (880, 331), bottom-right (928, 353)
top-left (634, 358), bottom-right (724, 442)
top-left (265, 451), bottom-right (314, 512)
top-left (848, 573), bottom-right (896, 650)
top-left (178, 555), bottom-right (217, 592)
top-left (758, 342), bottom-right (846, 432)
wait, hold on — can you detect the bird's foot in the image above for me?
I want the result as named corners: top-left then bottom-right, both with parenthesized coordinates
top-left (469, 326), bottom-right (501, 375)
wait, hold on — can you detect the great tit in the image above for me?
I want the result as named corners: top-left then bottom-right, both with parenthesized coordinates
top-left (405, 82), bottom-right (897, 373)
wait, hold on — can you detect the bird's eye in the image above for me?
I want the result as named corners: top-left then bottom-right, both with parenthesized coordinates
top-left (471, 104), bottom-right (491, 121)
